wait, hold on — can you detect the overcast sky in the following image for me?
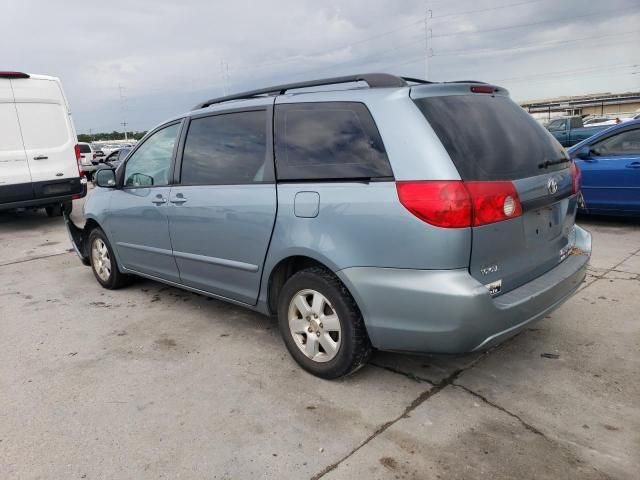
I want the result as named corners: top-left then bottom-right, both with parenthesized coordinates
top-left (3, 0), bottom-right (639, 133)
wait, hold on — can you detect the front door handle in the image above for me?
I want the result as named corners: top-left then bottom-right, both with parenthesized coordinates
top-left (33, 155), bottom-right (48, 160)
top-left (626, 162), bottom-right (640, 169)
top-left (152, 194), bottom-right (167, 205)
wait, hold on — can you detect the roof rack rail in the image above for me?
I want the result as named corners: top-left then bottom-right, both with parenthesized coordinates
top-left (400, 76), bottom-right (433, 84)
top-left (445, 80), bottom-right (488, 85)
top-left (194, 73), bottom-right (408, 109)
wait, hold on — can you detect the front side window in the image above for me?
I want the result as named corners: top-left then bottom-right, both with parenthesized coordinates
top-left (124, 123), bottom-right (180, 187)
top-left (592, 128), bottom-right (640, 156)
top-left (180, 110), bottom-right (268, 185)
top-left (547, 119), bottom-right (566, 132)
top-left (274, 102), bottom-right (392, 181)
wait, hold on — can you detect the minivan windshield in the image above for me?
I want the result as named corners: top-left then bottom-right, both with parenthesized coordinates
top-left (413, 94), bottom-right (568, 180)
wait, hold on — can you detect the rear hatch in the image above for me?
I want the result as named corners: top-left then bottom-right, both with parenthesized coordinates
top-left (411, 85), bottom-right (579, 296)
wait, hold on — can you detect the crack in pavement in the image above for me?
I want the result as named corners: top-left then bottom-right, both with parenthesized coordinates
top-left (452, 383), bottom-right (546, 437)
top-left (580, 247), bottom-right (640, 291)
top-left (1, 250), bottom-right (73, 266)
top-left (310, 353), bottom-right (491, 480)
top-left (0, 250), bottom-right (72, 268)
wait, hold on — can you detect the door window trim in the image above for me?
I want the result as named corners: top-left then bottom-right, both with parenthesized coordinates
top-left (116, 119), bottom-right (185, 189)
top-left (172, 105), bottom-right (275, 186)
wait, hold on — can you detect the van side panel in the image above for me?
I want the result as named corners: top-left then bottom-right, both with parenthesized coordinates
top-left (0, 79), bottom-right (31, 199)
top-left (263, 182), bottom-right (471, 271)
top-left (12, 78), bottom-right (78, 183)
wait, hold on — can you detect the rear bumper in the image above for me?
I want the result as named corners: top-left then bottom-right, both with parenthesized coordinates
top-left (0, 178), bottom-right (86, 210)
top-left (337, 225), bottom-right (591, 354)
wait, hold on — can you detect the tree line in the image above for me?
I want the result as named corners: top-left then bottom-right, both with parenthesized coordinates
top-left (77, 131), bottom-right (147, 143)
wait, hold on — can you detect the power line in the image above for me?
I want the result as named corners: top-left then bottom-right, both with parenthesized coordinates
top-left (432, 0), bottom-right (546, 19)
top-left (431, 4), bottom-right (639, 38)
top-left (432, 29), bottom-right (640, 56)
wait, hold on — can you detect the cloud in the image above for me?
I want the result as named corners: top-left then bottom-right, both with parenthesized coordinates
top-left (3, 0), bottom-right (638, 132)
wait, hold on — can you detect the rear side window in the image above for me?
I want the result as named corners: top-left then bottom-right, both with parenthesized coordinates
top-left (274, 102), bottom-right (392, 181)
top-left (414, 95), bottom-right (568, 180)
top-left (14, 103), bottom-right (70, 149)
top-left (181, 110), bottom-right (269, 185)
top-left (79, 144), bottom-right (92, 153)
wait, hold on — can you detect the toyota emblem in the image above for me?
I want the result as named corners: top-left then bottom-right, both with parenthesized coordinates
top-left (547, 177), bottom-right (559, 195)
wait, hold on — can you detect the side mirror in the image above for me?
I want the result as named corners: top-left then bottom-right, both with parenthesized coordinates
top-left (95, 168), bottom-right (117, 188)
top-left (575, 146), bottom-right (591, 160)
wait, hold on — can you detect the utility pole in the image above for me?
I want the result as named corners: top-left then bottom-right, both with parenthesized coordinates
top-left (220, 59), bottom-right (230, 95)
top-left (424, 4), bottom-right (433, 81)
top-left (118, 84), bottom-right (128, 140)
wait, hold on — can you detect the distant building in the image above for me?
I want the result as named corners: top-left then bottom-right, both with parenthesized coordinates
top-left (520, 91), bottom-right (640, 121)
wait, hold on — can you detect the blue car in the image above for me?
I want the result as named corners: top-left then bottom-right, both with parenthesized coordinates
top-left (568, 119), bottom-right (640, 216)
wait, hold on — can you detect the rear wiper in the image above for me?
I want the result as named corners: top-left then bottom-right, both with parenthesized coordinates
top-left (538, 158), bottom-right (570, 169)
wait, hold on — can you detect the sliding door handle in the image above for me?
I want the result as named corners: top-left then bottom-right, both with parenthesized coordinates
top-left (33, 155), bottom-right (48, 160)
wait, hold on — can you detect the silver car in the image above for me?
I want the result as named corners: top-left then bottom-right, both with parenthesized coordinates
top-left (65, 73), bottom-right (591, 378)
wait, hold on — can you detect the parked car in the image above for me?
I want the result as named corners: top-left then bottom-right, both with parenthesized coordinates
top-left (568, 119), bottom-right (640, 216)
top-left (101, 147), bottom-right (131, 168)
top-left (65, 73), bottom-right (591, 378)
top-left (546, 116), bottom-right (609, 147)
top-left (0, 71), bottom-right (86, 216)
top-left (583, 116), bottom-right (619, 127)
top-left (92, 144), bottom-right (105, 158)
top-left (78, 142), bottom-right (98, 180)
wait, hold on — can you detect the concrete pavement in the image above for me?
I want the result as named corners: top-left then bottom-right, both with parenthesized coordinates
top-left (0, 204), bottom-right (638, 479)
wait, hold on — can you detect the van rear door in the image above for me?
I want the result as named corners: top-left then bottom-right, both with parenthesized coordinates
top-left (412, 86), bottom-right (579, 296)
top-left (11, 77), bottom-right (79, 187)
top-left (0, 78), bottom-right (32, 203)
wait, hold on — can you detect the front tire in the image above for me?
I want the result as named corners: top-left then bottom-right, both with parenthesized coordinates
top-left (88, 228), bottom-right (131, 289)
top-left (278, 267), bottom-right (372, 379)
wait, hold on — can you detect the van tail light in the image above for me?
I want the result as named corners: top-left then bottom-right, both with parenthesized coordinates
top-left (92, 153), bottom-right (96, 160)
top-left (570, 161), bottom-right (581, 194)
top-left (465, 181), bottom-right (522, 226)
top-left (74, 144), bottom-right (85, 177)
top-left (396, 180), bottom-right (522, 228)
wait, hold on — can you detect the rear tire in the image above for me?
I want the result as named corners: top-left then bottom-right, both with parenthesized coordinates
top-left (88, 228), bottom-right (131, 289)
top-left (278, 267), bottom-right (372, 379)
top-left (45, 204), bottom-right (62, 217)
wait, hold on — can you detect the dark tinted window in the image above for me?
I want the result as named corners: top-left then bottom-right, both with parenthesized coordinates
top-left (181, 111), bottom-right (268, 185)
top-left (414, 95), bottom-right (568, 181)
top-left (79, 144), bottom-right (92, 153)
top-left (274, 102), bottom-right (392, 181)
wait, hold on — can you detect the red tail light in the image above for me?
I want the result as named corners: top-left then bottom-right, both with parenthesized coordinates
top-left (570, 161), bottom-right (581, 194)
top-left (396, 181), bottom-right (472, 228)
top-left (396, 180), bottom-right (522, 228)
top-left (74, 144), bottom-right (85, 177)
top-left (465, 181), bottom-right (522, 226)
top-left (0, 71), bottom-right (30, 79)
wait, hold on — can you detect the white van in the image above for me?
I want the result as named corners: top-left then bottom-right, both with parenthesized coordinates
top-left (0, 71), bottom-right (86, 216)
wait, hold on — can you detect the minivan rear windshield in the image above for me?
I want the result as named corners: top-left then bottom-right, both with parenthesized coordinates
top-left (79, 144), bottom-right (92, 153)
top-left (413, 94), bottom-right (568, 180)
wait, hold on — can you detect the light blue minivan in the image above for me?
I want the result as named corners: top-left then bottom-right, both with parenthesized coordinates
top-left (66, 73), bottom-right (591, 378)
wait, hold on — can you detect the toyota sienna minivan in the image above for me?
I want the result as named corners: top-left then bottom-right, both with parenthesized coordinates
top-left (65, 73), bottom-right (591, 379)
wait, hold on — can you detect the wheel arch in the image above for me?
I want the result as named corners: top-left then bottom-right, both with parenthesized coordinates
top-left (265, 254), bottom-right (339, 315)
